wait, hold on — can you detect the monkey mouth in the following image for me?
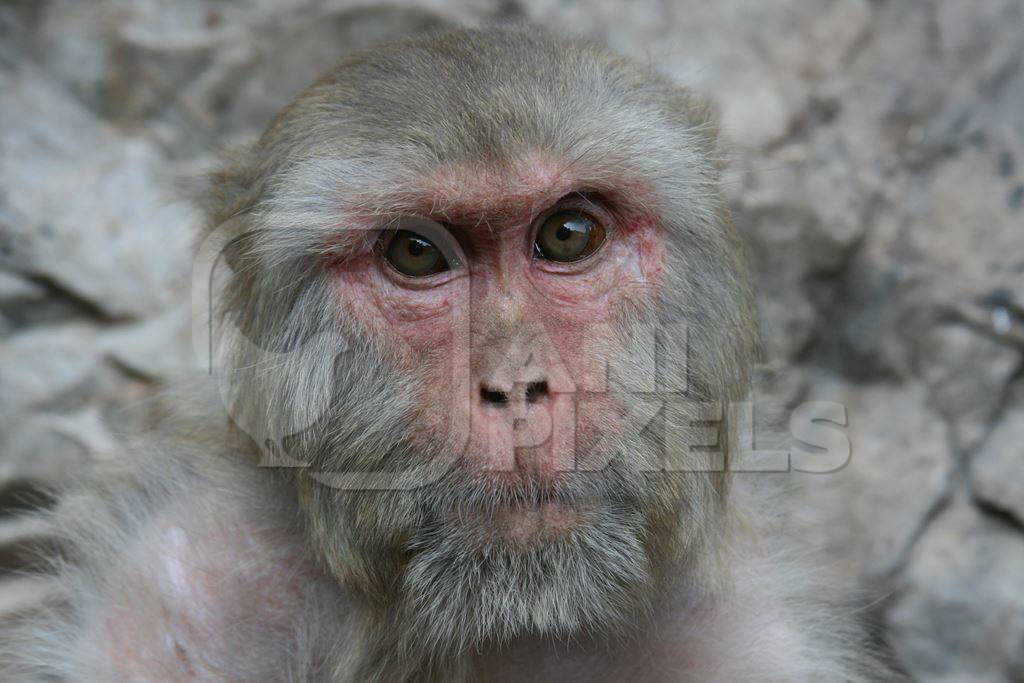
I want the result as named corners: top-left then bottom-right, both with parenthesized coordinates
top-left (442, 495), bottom-right (593, 546)
top-left (429, 467), bottom-right (620, 545)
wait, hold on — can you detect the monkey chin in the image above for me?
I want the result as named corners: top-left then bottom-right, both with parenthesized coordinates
top-left (491, 499), bottom-right (587, 546)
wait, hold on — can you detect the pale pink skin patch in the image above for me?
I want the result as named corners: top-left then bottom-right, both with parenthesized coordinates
top-left (329, 157), bottom-right (666, 539)
top-left (78, 493), bottom-right (345, 681)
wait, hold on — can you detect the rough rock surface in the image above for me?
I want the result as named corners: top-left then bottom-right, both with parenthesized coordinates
top-left (973, 379), bottom-right (1024, 525)
top-left (1, 1), bottom-right (1022, 678)
top-left (888, 502), bottom-right (1024, 682)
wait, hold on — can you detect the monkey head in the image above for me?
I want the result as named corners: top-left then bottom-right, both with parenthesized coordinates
top-left (202, 27), bottom-right (756, 658)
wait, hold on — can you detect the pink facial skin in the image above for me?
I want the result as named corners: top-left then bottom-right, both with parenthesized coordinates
top-left (329, 158), bottom-right (665, 534)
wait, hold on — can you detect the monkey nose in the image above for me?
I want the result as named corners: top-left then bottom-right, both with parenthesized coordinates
top-left (478, 380), bottom-right (550, 407)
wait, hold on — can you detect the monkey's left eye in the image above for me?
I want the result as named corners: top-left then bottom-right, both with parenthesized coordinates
top-left (382, 230), bottom-right (450, 277)
top-left (534, 210), bottom-right (606, 263)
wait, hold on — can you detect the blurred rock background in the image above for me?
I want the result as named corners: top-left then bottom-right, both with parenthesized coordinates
top-left (0, 0), bottom-right (1021, 679)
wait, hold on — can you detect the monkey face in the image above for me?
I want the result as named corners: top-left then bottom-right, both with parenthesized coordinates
top-left (275, 158), bottom-right (727, 653)
top-left (209, 28), bottom-right (755, 652)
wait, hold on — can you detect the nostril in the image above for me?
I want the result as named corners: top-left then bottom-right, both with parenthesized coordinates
top-left (480, 385), bottom-right (511, 405)
top-left (524, 381), bottom-right (549, 404)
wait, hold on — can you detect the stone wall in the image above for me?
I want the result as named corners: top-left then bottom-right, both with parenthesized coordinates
top-left (1, 1), bottom-right (1022, 679)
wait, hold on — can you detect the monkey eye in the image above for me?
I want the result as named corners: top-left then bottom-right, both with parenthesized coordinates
top-left (534, 210), bottom-right (606, 263)
top-left (382, 230), bottom-right (450, 277)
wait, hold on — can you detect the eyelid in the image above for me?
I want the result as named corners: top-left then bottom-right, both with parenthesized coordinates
top-left (532, 194), bottom-right (612, 233)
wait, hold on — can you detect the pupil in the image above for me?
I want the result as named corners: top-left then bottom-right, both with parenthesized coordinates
top-left (407, 239), bottom-right (425, 257)
top-left (556, 224), bottom-right (573, 241)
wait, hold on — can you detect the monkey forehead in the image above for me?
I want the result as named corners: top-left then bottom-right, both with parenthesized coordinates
top-left (387, 153), bottom-right (665, 229)
top-left (413, 155), bottom-right (578, 224)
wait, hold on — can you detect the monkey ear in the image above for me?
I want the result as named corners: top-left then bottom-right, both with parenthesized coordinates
top-left (190, 144), bottom-right (263, 235)
top-left (185, 144), bottom-right (263, 272)
top-left (219, 228), bottom-right (258, 275)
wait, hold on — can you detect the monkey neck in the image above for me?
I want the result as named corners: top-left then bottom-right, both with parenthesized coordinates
top-left (352, 548), bottom-right (733, 683)
top-left (355, 571), bottom-right (738, 683)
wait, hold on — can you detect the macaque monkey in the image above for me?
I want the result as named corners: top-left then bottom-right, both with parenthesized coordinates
top-left (2, 27), bottom-right (895, 682)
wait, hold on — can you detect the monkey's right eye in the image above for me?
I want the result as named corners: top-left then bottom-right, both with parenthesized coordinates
top-left (382, 230), bottom-right (450, 277)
